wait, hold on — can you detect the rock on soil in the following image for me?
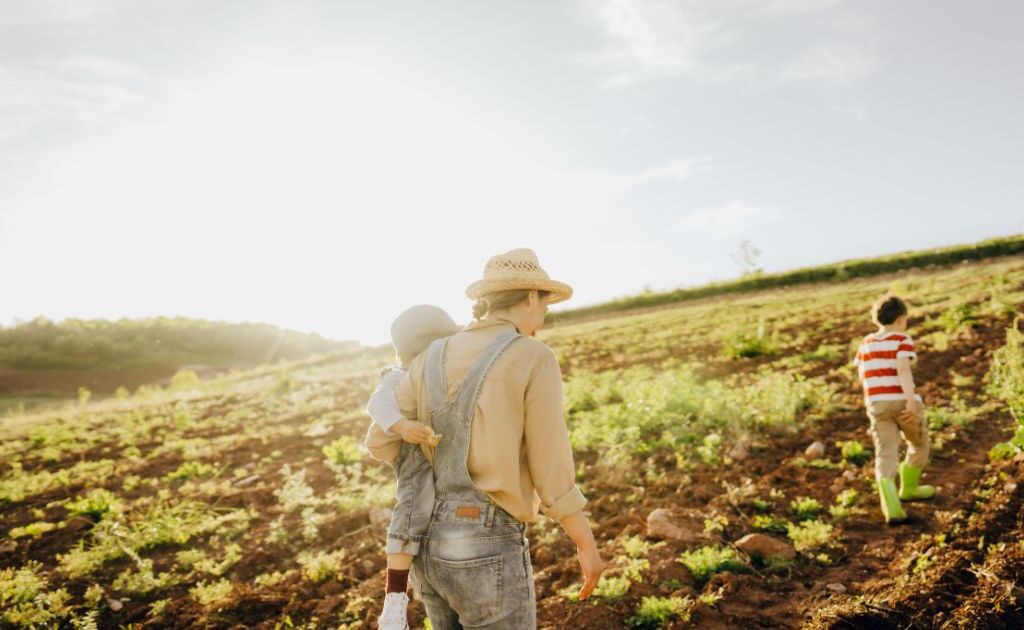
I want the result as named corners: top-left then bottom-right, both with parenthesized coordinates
top-left (646, 508), bottom-right (706, 543)
top-left (825, 583), bottom-right (848, 594)
top-left (734, 533), bottom-right (796, 560)
top-left (805, 441), bottom-right (826, 459)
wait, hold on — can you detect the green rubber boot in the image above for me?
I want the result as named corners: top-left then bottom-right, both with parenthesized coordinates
top-left (878, 477), bottom-right (907, 523)
top-left (899, 463), bottom-right (936, 501)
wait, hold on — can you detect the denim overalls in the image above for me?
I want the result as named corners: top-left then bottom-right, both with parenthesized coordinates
top-left (411, 330), bottom-right (537, 629)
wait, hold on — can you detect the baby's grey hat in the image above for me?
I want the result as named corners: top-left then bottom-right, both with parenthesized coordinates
top-left (391, 305), bottom-right (460, 357)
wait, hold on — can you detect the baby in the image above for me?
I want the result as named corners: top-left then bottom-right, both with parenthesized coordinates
top-left (364, 305), bottom-right (459, 630)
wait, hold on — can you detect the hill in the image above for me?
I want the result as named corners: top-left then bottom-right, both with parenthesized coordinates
top-left (0, 317), bottom-right (357, 371)
top-left (0, 251), bottom-right (1023, 628)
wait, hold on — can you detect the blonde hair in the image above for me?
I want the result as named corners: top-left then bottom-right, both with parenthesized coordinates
top-left (472, 289), bottom-right (551, 320)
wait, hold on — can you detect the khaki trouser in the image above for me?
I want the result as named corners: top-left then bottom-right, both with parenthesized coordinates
top-left (866, 399), bottom-right (930, 480)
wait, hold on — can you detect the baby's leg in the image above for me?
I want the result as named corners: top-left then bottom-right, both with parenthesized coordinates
top-left (388, 552), bottom-right (414, 571)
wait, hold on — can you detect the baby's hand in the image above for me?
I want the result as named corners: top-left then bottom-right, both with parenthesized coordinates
top-left (393, 419), bottom-right (438, 445)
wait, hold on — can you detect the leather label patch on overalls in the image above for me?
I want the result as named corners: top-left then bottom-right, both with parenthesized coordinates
top-left (456, 506), bottom-right (481, 520)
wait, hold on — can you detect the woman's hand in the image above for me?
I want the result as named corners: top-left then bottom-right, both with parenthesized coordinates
top-left (558, 511), bottom-right (604, 599)
top-left (392, 419), bottom-right (436, 445)
top-left (575, 543), bottom-right (604, 600)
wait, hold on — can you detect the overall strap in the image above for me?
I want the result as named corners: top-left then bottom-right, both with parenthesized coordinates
top-left (454, 330), bottom-right (521, 415)
top-left (423, 337), bottom-right (450, 413)
top-left (431, 330), bottom-right (521, 496)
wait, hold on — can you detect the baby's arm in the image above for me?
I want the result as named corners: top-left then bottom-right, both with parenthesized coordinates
top-left (366, 369), bottom-right (439, 445)
top-left (366, 369), bottom-right (405, 435)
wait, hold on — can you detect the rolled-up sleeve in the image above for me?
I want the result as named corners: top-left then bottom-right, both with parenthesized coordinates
top-left (524, 349), bottom-right (587, 521)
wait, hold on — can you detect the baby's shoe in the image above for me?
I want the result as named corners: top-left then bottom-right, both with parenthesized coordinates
top-left (378, 592), bottom-right (410, 630)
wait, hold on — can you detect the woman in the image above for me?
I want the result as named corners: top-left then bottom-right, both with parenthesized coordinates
top-left (371, 248), bottom-right (603, 629)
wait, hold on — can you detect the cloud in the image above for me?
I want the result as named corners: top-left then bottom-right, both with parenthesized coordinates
top-left (782, 44), bottom-right (876, 85)
top-left (677, 201), bottom-right (780, 236)
top-left (628, 155), bottom-right (713, 185)
top-left (833, 101), bottom-right (867, 122)
top-left (618, 114), bottom-right (656, 135)
top-left (0, 54), bottom-right (150, 144)
top-left (580, 0), bottom-right (874, 88)
top-left (755, 0), bottom-right (842, 15)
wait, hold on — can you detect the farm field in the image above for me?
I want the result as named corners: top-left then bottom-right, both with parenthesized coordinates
top-left (3, 255), bottom-right (1024, 629)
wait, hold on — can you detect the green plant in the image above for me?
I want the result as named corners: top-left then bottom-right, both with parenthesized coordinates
top-left (677, 546), bottom-right (747, 583)
top-left (322, 436), bottom-right (363, 467)
top-left (752, 514), bottom-right (790, 534)
top-left (933, 302), bottom-right (980, 334)
top-left (789, 496), bottom-right (823, 521)
top-left (0, 561), bottom-right (72, 627)
top-left (9, 521), bottom-right (59, 539)
top-left (986, 318), bottom-right (1024, 458)
top-left (165, 461), bottom-right (217, 481)
top-left (67, 488), bottom-right (122, 521)
top-left (298, 550), bottom-right (343, 582)
top-left (787, 520), bottom-right (833, 552)
top-left (190, 578), bottom-right (233, 608)
top-left (837, 440), bottom-right (870, 466)
top-left (722, 319), bottom-right (779, 359)
top-left (625, 595), bottom-right (692, 629)
top-left (170, 369), bottom-right (202, 390)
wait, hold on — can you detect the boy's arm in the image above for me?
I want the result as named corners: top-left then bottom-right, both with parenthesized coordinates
top-left (896, 356), bottom-right (922, 418)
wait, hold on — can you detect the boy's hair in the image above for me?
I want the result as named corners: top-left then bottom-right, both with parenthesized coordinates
top-left (871, 294), bottom-right (908, 326)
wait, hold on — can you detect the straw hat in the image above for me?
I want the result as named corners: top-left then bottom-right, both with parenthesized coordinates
top-left (465, 248), bottom-right (573, 304)
top-left (391, 305), bottom-right (460, 357)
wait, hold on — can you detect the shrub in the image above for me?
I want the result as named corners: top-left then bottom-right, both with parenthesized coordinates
top-left (677, 546), bottom-right (747, 583)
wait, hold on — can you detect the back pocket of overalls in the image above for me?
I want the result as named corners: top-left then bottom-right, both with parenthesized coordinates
top-left (431, 554), bottom-right (503, 626)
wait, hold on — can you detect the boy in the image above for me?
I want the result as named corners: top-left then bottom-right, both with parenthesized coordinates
top-left (854, 294), bottom-right (936, 523)
top-left (364, 305), bottom-right (459, 630)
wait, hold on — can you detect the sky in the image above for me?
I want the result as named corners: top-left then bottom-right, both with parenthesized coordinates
top-left (2, 0), bottom-right (1023, 345)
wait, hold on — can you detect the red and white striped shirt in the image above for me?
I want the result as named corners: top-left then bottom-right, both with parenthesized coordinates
top-left (854, 331), bottom-right (922, 402)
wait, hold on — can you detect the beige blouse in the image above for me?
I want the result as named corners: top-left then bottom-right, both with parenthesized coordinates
top-left (364, 317), bottom-right (586, 523)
